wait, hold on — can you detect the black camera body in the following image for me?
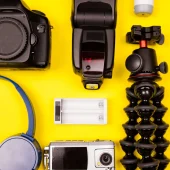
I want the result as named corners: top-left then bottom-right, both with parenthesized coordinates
top-left (72, 0), bottom-right (117, 90)
top-left (0, 0), bottom-right (51, 68)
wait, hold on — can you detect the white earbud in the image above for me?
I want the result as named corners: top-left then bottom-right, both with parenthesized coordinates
top-left (134, 0), bottom-right (154, 16)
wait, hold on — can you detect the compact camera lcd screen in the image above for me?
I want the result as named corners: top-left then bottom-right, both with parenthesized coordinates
top-left (52, 147), bottom-right (88, 170)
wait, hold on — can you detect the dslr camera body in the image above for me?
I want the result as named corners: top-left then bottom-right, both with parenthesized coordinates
top-left (44, 140), bottom-right (115, 170)
top-left (0, 0), bottom-right (51, 68)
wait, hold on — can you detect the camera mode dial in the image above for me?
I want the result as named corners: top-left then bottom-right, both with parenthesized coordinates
top-left (0, 18), bottom-right (28, 60)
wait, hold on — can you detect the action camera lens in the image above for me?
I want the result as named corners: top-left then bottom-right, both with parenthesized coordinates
top-left (100, 153), bottom-right (112, 166)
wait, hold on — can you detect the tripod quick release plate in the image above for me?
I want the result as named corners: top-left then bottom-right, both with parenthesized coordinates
top-left (126, 25), bottom-right (164, 45)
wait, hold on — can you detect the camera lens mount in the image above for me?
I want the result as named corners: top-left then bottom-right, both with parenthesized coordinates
top-left (0, 17), bottom-right (28, 60)
top-left (100, 153), bottom-right (112, 166)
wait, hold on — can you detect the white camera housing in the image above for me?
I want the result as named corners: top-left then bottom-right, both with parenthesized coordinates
top-left (44, 140), bottom-right (115, 170)
top-left (134, 0), bottom-right (154, 16)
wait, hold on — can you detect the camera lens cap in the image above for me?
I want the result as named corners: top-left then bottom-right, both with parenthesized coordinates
top-left (0, 18), bottom-right (28, 60)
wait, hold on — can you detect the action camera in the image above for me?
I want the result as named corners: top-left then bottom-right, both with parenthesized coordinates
top-left (0, 0), bottom-right (51, 68)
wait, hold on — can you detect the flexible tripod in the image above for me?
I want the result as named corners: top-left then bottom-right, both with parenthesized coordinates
top-left (120, 26), bottom-right (170, 170)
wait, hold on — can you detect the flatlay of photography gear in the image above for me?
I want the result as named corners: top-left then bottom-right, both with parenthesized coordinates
top-left (0, 0), bottom-right (169, 170)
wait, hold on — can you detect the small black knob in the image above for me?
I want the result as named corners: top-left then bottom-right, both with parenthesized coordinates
top-left (157, 34), bottom-right (165, 45)
top-left (126, 32), bottom-right (133, 43)
top-left (104, 72), bottom-right (112, 78)
top-left (126, 54), bottom-right (143, 73)
top-left (159, 62), bottom-right (168, 74)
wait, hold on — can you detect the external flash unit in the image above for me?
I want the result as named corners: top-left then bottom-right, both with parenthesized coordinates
top-left (134, 0), bottom-right (154, 16)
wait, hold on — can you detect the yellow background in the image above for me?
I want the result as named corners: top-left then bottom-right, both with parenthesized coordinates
top-left (0, 0), bottom-right (170, 169)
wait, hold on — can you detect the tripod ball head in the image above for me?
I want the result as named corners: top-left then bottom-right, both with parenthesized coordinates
top-left (126, 26), bottom-right (168, 79)
top-left (126, 49), bottom-right (168, 75)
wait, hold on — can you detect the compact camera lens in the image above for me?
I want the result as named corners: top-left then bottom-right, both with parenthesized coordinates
top-left (100, 153), bottom-right (112, 166)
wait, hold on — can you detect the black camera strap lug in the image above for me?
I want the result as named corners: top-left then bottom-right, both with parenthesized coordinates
top-left (72, 0), bottom-right (117, 90)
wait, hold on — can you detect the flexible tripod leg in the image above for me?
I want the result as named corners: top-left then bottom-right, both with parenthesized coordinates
top-left (120, 86), bottom-right (139, 170)
top-left (134, 81), bottom-right (160, 170)
top-left (152, 86), bottom-right (170, 170)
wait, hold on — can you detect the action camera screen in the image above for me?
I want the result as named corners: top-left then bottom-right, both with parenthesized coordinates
top-left (52, 147), bottom-right (88, 170)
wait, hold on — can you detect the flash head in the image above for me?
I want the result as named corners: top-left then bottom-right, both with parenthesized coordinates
top-left (72, 0), bottom-right (117, 90)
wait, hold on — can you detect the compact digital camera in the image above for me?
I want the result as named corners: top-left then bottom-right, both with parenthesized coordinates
top-left (44, 140), bottom-right (115, 170)
top-left (0, 0), bottom-right (51, 68)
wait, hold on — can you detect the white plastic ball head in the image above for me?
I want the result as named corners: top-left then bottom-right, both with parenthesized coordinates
top-left (134, 0), bottom-right (154, 16)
